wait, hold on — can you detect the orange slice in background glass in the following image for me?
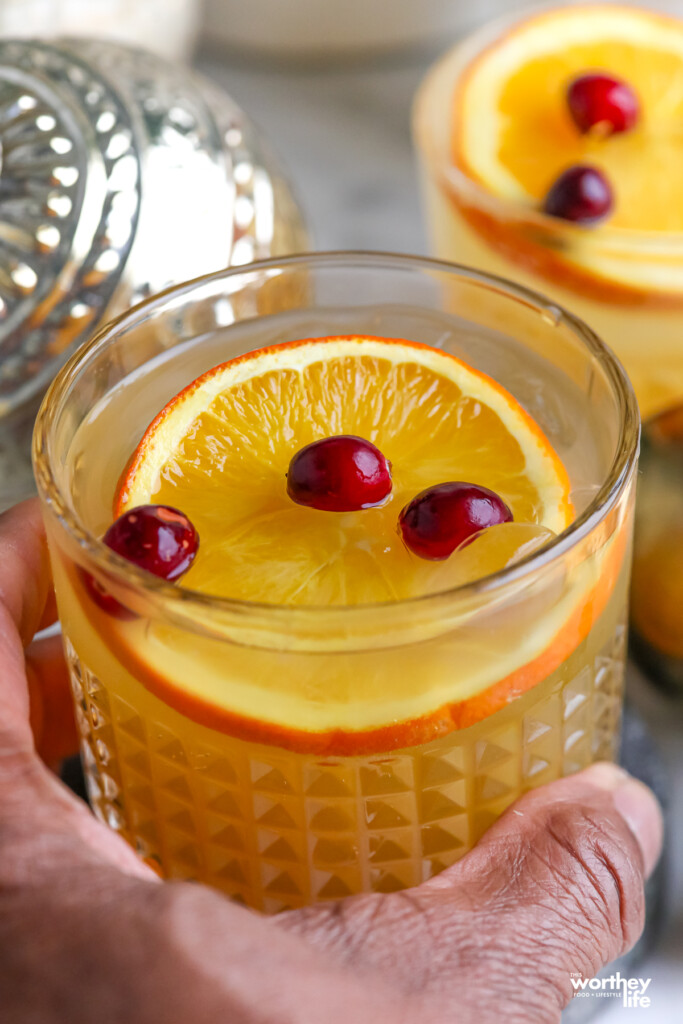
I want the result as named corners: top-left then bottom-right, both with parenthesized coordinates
top-left (453, 4), bottom-right (683, 300)
top-left (79, 334), bottom-right (625, 753)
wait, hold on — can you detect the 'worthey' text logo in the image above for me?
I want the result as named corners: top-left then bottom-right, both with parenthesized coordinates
top-left (570, 971), bottom-right (652, 1009)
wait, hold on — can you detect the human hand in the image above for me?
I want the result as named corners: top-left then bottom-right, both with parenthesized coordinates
top-left (0, 500), bottom-right (663, 1024)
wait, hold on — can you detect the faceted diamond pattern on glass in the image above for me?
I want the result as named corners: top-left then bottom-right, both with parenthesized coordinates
top-left (65, 621), bottom-right (626, 912)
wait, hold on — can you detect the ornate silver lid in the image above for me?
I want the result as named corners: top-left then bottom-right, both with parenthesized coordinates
top-left (0, 37), bottom-right (307, 417)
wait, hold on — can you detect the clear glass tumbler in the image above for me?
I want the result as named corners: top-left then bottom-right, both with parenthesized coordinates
top-left (33, 252), bottom-right (638, 912)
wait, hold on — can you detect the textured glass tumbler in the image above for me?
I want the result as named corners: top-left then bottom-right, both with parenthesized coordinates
top-left (33, 253), bottom-right (639, 912)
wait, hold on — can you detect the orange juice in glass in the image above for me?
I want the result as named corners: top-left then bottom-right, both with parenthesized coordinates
top-left (33, 253), bottom-right (638, 912)
top-left (413, 3), bottom-right (683, 420)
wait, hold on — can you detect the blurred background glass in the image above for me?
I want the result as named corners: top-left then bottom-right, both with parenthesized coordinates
top-left (201, 0), bottom-right (683, 60)
top-left (0, 0), bottom-right (200, 59)
top-left (631, 404), bottom-right (683, 695)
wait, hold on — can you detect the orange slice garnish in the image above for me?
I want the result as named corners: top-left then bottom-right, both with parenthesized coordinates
top-left (117, 335), bottom-right (572, 605)
top-left (453, 4), bottom-right (683, 296)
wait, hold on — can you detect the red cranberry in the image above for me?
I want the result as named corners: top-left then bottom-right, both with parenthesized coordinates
top-left (399, 482), bottom-right (512, 561)
top-left (543, 165), bottom-right (613, 224)
top-left (103, 505), bottom-right (199, 580)
top-left (568, 73), bottom-right (639, 135)
top-left (287, 435), bottom-right (392, 512)
top-left (80, 568), bottom-right (136, 621)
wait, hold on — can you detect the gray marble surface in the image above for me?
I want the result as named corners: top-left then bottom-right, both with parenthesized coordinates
top-left (199, 48), bottom-right (430, 255)
top-left (618, 669), bottom-right (683, 1024)
top-left (197, 46), bottom-right (683, 1024)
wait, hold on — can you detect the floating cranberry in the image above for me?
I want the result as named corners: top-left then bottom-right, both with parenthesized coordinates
top-left (399, 482), bottom-right (512, 561)
top-left (103, 504), bottom-right (199, 580)
top-left (568, 73), bottom-right (639, 135)
top-left (543, 165), bottom-right (613, 224)
top-left (287, 435), bottom-right (392, 512)
top-left (80, 568), bottom-right (136, 621)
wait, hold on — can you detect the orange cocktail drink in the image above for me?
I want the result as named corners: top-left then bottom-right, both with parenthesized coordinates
top-left (33, 254), bottom-right (638, 912)
top-left (414, 3), bottom-right (683, 420)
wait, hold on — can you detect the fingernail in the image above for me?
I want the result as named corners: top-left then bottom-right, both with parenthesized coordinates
top-left (582, 762), bottom-right (631, 790)
top-left (584, 762), bottom-right (664, 877)
top-left (613, 778), bottom-right (664, 878)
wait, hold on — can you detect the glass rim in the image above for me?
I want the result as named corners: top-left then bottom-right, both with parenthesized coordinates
top-left (32, 249), bottom-right (639, 629)
top-left (412, 6), bottom-right (683, 254)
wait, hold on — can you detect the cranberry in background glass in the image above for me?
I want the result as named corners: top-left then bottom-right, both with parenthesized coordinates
top-left (399, 482), bottom-right (513, 560)
top-left (103, 504), bottom-right (199, 581)
top-left (567, 73), bottom-right (640, 135)
top-left (287, 435), bottom-right (392, 512)
top-left (543, 165), bottom-right (613, 224)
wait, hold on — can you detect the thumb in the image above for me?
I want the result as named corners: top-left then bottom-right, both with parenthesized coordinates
top-left (445, 762), bottom-right (661, 983)
top-left (281, 763), bottom-right (662, 1024)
